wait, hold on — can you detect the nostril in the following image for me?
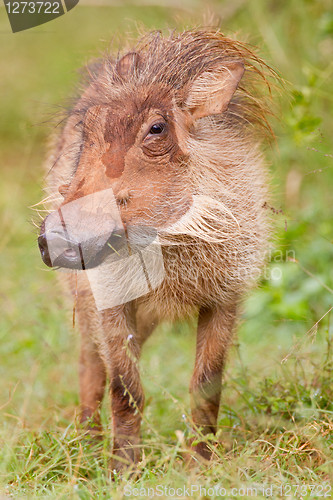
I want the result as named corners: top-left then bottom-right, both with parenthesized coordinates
top-left (63, 248), bottom-right (78, 259)
top-left (38, 233), bottom-right (52, 267)
top-left (38, 234), bottom-right (47, 252)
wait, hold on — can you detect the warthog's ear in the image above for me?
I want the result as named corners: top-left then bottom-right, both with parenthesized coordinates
top-left (185, 61), bottom-right (245, 120)
top-left (116, 52), bottom-right (141, 78)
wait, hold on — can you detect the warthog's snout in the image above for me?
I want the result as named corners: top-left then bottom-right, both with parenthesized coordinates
top-left (39, 189), bottom-right (129, 269)
top-left (39, 190), bottom-right (159, 271)
top-left (38, 223), bottom-right (127, 270)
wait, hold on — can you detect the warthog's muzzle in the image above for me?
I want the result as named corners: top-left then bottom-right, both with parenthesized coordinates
top-left (37, 189), bottom-right (165, 310)
top-left (38, 227), bottom-right (126, 270)
top-left (38, 189), bottom-right (126, 270)
top-left (38, 189), bottom-right (159, 271)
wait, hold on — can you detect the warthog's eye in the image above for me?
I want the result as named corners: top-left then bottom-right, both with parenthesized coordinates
top-left (142, 118), bottom-right (170, 156)
top-left (149, 122), bottom-right (166, 135)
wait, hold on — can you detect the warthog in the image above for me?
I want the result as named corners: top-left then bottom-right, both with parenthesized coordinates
top-left (38, 29), bottom-right (274, 471)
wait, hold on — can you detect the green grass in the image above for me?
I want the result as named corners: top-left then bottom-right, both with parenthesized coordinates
top-left (0, 0), bottom-right (332, 498)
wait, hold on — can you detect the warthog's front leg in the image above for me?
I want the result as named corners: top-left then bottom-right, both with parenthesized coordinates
top-left (189, 303), bottom-right (237, 460)
top-left (71, 275), bottom-right (107, 431)
top-left (100, 305), bottom-right (144, 472)
top-left (79, 332), bottom-right (107, 432)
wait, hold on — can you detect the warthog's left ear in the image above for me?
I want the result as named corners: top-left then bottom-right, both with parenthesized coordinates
top-left (116, 52), bottom-right (141, 79)
top-left (185, 61), bottom-right (245, 120)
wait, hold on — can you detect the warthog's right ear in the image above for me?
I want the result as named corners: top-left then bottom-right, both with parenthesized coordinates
top-left (184, 61), bottom-right (245, 121)
top-left (116, 52), bottom-right (141, 79)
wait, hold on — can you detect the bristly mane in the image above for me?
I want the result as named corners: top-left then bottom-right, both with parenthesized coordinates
top-left (75, 29), bottom-right (277, 139)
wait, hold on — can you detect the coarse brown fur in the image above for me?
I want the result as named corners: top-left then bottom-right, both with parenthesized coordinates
top-left (38, 28), bottom-right (276, 472)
